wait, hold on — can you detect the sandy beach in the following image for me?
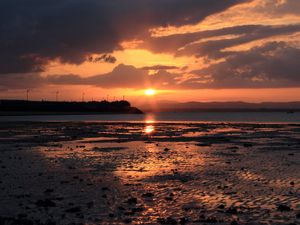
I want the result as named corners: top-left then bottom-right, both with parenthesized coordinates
top-left (0, 122), bottom-right (299, 224)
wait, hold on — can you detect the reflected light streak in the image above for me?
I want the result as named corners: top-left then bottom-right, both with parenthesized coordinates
top-left (144, 125), bottom-right (155, 134)
top-left (144, 114), bottom-right (156, 134)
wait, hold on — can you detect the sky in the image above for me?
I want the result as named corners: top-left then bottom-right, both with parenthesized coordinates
top-left (1, 0), bottom-right (300, 103)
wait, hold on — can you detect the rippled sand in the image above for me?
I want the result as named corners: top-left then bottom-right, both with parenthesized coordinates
top-left (0, 122), bottom-right (299, 224)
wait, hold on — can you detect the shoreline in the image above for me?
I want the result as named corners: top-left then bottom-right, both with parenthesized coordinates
top-left (0, 99), bottom-right (144, 115)
top-left (0, 111), bottom-right (299, 124)
top-left (0, 111), bottom-right (144, 116)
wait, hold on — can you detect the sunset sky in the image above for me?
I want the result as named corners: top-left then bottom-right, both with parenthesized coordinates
top-left (1, 0), bottom-right (300, 104)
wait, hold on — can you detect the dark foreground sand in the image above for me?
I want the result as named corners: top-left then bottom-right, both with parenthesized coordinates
top-left (0, 122), bottom-right (299, 225)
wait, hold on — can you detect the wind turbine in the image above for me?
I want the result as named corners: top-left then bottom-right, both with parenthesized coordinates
top-left (26, 89), bottom-right (30, 101)
top-left (55, 91), bottom-right (59, 102)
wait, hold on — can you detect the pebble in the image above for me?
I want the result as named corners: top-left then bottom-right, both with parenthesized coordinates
top-left (87, 201), bottom-right (94, 209)
top-left (277, 204), bottom-right (292, 212)
top-left (65, 206), bottom-right (82, 213)
top-left (157, 217), bottom-right (177, 224)
top-left (44, 188), bottom-right (54, 194)
top-left (127, 197), bottom-right (138, 205)
top-left (225, 207), bottom-right (238, 214)
top-left (124, 218), bottom-right (132, 223)
top-left (142, 192), bottom-right (154, 198)
top-left (35, 199), bottom-right (56, 208)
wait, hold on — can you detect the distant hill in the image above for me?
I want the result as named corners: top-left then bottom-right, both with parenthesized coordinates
top-left (141, 101), bottom-right (300, 112)
top-left (0, 100), bottom-right (143, 115)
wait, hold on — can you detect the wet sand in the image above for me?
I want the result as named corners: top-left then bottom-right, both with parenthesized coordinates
top-left (0, 122), bottom-right (299, 224)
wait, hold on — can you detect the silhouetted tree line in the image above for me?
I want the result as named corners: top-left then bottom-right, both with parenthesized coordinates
top-left (0, 100), bottom-right (143, 114)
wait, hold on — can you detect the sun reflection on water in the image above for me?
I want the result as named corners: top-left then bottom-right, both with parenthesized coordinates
top-left (144, 114), bottom-right (156, 134)
top-left (144, 125), bottom-right (155, 134)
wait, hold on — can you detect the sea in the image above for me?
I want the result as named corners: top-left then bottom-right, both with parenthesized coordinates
top-left (0, 112), bottom-right (299, 123)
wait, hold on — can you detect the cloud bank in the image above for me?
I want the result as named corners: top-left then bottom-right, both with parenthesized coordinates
top-left (1, 0), bottom-right (300, 91)
top-left (0, 0), bottom-right (244, 74)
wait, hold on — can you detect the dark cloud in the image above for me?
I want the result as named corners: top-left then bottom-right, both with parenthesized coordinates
top-left (0, 0), bottom-right (244, 74)
top-left (0, 64), bottom-right (179, 90)
top-left (256, 0), bottom-right (300, 16)
top-left (177, 24), bottom-right (300, 59)
top-left (47, 64), bottom-right (179, 89)
top-left (140, 65), bottom-right (179, 71)
top-left (142, 25), bottom-right (263, 53)
top-left (184, 42), bottom-right (300, 88)
top-left (2, 0), bottom-right (300, 92)
top-left (88, 54), bottom-right (117, 64)
top-left (2, 41), bottom-right (300, 91)
top-left (143, 24), bottom-right (300, 58)
top-left (0, 73), bottom-right (45, 89)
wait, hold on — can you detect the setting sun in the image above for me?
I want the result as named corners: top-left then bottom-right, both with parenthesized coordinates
top-left (144, 89), bottom-right (156, 96)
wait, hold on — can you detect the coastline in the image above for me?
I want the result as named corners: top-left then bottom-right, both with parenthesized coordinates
top-left (0, 110), bottom-right (143, 116)
top-left (0, 99), bottom-right (144, 116)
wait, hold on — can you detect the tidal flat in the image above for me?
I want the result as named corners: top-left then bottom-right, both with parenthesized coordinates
top-left (0, 122), bottom-right (299, 224)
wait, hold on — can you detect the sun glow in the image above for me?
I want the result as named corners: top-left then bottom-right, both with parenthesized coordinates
top-left (145, 89), bottom-right (156, 96)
